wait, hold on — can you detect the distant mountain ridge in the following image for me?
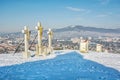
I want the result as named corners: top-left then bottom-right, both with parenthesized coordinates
top-left (52, 25), bottom-right (120, 39)
top-left (53, 25), bottom-right (120, 33)
top-left (0, 25), bottom-right (120, 39)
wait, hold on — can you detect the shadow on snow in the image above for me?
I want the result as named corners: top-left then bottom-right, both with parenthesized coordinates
top-left (0, 51), bottom-right (120, 80)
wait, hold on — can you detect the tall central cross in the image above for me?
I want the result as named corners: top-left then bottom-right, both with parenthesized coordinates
top-left (36, 22), bottom-right (43, 55)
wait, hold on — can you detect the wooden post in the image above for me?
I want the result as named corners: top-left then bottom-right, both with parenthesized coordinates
top-left (35, 44), bottom-right (39, 56)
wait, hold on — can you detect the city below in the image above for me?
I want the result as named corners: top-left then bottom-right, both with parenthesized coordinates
top-left (0, 24), bottom-right (120, 54)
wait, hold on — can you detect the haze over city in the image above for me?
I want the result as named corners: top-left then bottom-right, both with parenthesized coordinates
top-left (0, 0), bottom-right (120, 32)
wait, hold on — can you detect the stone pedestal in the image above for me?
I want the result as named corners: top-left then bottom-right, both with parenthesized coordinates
top-left (80, 39), bottom-right (89, 53)
top-left (96, 44), bottom-right (102, 52)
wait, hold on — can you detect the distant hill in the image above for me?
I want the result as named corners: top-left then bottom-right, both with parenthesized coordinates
top-left (53, 25), bottom-right (120, 33)
top-left (0, 25), bottom-right (120, 39)
top-left (52, 25), bottom-right (120, 39)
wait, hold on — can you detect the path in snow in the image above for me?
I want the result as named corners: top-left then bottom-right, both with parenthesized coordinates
top-left (0, 51), bottom-right (120, 80)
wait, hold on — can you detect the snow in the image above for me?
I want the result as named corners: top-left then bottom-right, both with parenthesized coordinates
top-left (0, 50), bottom-right (120, 80)
top-left (79, 51), bottom-right (120, 71)
top-left (0, 52), bottom-right (56, 67)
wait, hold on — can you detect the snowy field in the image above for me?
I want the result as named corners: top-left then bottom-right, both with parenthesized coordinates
top-left (0, 50), bottom-right (120, 80)
top-left (80, 51), bottom-right (120, 72)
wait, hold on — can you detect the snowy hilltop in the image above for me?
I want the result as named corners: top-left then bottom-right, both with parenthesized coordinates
top-left (0, 50), bottom-right (120, 80)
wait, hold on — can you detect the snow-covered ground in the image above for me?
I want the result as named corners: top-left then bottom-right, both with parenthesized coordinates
top-left (0, 52), bottom-right (56, 67)
top-left (0, 50), bottom-right (70, 67)
top-left (0, 50), bottom-right (120, 80)
top-left (0, 50), bottom-right (120, 71)
top-left (80, 51), bottom-right (120, 71)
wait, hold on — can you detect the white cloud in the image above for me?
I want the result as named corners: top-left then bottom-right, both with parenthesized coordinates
top-left (96, 14), bottom-right (108, 17)
top-left (66, 6), bottom-right (86, 12)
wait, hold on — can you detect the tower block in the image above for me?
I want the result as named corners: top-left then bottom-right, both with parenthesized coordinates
top-left (47, 29), bottom-right (53, 54)
top-left (22, 26), bottom-right (30, 58)
top-left (80, 39), bottom-right (89, 53)
top-left (96, 44), bottom-right (102, 52)
top-left (36, 22), bottom-right (43, 56)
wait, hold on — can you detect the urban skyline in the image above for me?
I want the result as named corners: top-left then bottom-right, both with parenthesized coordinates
top-left (0, 0), bottom-right (120, 32)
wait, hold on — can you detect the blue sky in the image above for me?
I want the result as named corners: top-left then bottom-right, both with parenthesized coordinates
top-left (0, 0), bottom-right (120, 32)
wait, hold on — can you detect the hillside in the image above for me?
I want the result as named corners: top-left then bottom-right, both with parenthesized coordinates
top-left (0, 25), bottom-right (120, 39)
top-left (53, 25), bottom-right (120, 39)
top-left (53, 25), bottom-right (120, 33)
